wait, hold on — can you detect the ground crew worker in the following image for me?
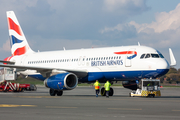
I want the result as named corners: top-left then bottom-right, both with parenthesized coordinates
top-left (104, 80), bottom-right (111, 98)
top-left (93, 80), bottom-right (101, 97)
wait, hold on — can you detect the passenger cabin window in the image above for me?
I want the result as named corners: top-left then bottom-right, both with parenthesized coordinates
top-left (145, 54), bottom-right (150, 58)
top-left (140, 54), bottom-right (145, 59)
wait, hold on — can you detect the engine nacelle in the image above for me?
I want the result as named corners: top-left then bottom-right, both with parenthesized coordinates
top-left (122, 80), bottom-right (137, 90)
top-left (44, 72), bottom-right (78, 90)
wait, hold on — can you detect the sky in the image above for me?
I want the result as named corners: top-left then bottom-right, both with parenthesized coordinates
top-left (0, 0), bottom-right (180, 69)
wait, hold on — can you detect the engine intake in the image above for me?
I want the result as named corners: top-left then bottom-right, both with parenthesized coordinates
top-left (44, 72), bottom-right (78, 90)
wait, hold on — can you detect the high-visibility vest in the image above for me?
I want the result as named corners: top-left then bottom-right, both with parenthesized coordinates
top-left (94, 82), bottom-right (100, 90)
top-left (104, 81), bottom-right (111, 91)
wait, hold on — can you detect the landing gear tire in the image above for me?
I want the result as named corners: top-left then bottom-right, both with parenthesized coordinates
top-left (101, 87), bottom-right (106, 96)
top-left (101, 87), bottom-right (114, 96)
top-left (147, 94), bottom-right (155, 98)
top-left (57, 91), bottom-right (63, 96)
top-left (50, 88), bottom-right (57, 96)
top-left (109, 87), bottom-right (114, 96)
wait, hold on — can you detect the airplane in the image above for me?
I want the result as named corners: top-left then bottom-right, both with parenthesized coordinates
top-left (0, 11), bottom-right (176, 96)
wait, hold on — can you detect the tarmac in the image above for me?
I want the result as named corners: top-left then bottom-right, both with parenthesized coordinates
top-left (0, 86), bottom-right (180, 120)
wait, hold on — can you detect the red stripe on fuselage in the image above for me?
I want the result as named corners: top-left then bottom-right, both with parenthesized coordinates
top-left (114, 51), bottom-right (137, 55)
top-left (8, 17), bottom-right (22, 36)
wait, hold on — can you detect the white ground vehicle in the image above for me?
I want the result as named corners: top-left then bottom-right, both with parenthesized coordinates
top-left (130, 79), bottom-right (161, 97)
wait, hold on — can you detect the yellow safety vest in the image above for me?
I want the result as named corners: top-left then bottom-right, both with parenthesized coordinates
top-left (104, 81), bottom-right (111, 91)
top-left (94, 82), bottom-right (101, 90)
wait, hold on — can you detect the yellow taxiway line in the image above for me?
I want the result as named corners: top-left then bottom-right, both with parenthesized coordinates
top-left (0, 104), bottom-right (36, 107)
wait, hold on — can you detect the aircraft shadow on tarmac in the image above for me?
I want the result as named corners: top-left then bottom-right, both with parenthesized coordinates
top-left (158, 96), bottom-right (180, 98)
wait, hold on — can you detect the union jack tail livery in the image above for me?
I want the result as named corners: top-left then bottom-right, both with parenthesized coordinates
top-left (7, 11), bottom-right (34, 56)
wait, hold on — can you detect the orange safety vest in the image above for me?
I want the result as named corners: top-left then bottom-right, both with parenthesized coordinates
top-left (95, 86), bottom-right (100, 89)
top-left (94, 82), bottom-right (100, 90)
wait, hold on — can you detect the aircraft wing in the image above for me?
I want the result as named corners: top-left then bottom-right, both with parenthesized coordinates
top-left (0, 64), bottom-right (88, 78)
top-left (0, 60), bottom-right (15, 64)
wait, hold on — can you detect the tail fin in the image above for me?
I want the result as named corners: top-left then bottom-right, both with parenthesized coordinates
top-left (6, 11), bottom-right (34, 56)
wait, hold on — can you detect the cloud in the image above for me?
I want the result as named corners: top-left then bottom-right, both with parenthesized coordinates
top-left (0, 0), bottom-right (38, 14)
top-left (29, 37), bottom-right (107, 52)
top-left (103, 0), bottom-right (149, 15)
top-left (101, 3), bottom-right (180, 48)
top-left (0, 0), bottom-right (150, 59)
top-left (0, 40), bottom-right (11, 52)
top-left (129, 3), bottom-right (180, 33)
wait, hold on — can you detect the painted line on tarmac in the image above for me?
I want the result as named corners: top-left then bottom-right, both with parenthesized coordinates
top-left (172, 110), bottom-right (180, 111)
top-left (109, 98), bottom-right (180, 103)
top-left (15, 96), bottom-right (180, 104)
top-left (46, 106), bottom-right (77, 109)
top-left (17, 96), bottom-right (60, 98)
top-left (108, 108), bottom-right (142, 111)
top-left (0, 104), bottom-right (36, 107)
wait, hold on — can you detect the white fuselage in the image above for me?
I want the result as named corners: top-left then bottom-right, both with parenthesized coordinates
top-left (9, 45), bottom-right (170, 82)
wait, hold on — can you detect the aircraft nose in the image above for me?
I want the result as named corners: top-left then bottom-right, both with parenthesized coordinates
top-left (159, 59), bottom-right (170, 69)
top-left (156, 59), bottom-right (170, 77)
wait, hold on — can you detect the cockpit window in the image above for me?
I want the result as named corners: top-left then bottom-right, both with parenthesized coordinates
top-left (140, 54), bottom-right (145, 59)
top-left (141, 52), bottom-right (164, 59)
top-left (156, 50), bottom-right (164, 58)
top-left (145, 54), bottom-right (150, 58)
top-left (159, 54), bottom-right (164, 58)
top-left (151, 54), bottom-right (159, 58)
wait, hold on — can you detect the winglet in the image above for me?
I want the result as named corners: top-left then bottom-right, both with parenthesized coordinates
top-left (169, 48), bottom-right (176, 66)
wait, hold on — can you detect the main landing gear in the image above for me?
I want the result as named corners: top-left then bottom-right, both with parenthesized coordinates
top-left (100, 87), bottom-right (114, 96)
top-left (49, 88), bottom-right (63, 96)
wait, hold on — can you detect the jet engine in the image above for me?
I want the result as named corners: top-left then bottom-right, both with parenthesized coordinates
top-left (44, 72), bottom-right (78, 90)
top-left (122, 80), bottom-right (137, 90)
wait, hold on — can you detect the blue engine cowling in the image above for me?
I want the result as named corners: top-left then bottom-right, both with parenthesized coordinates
top-left (44, 72), bottom-right (78, 90)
